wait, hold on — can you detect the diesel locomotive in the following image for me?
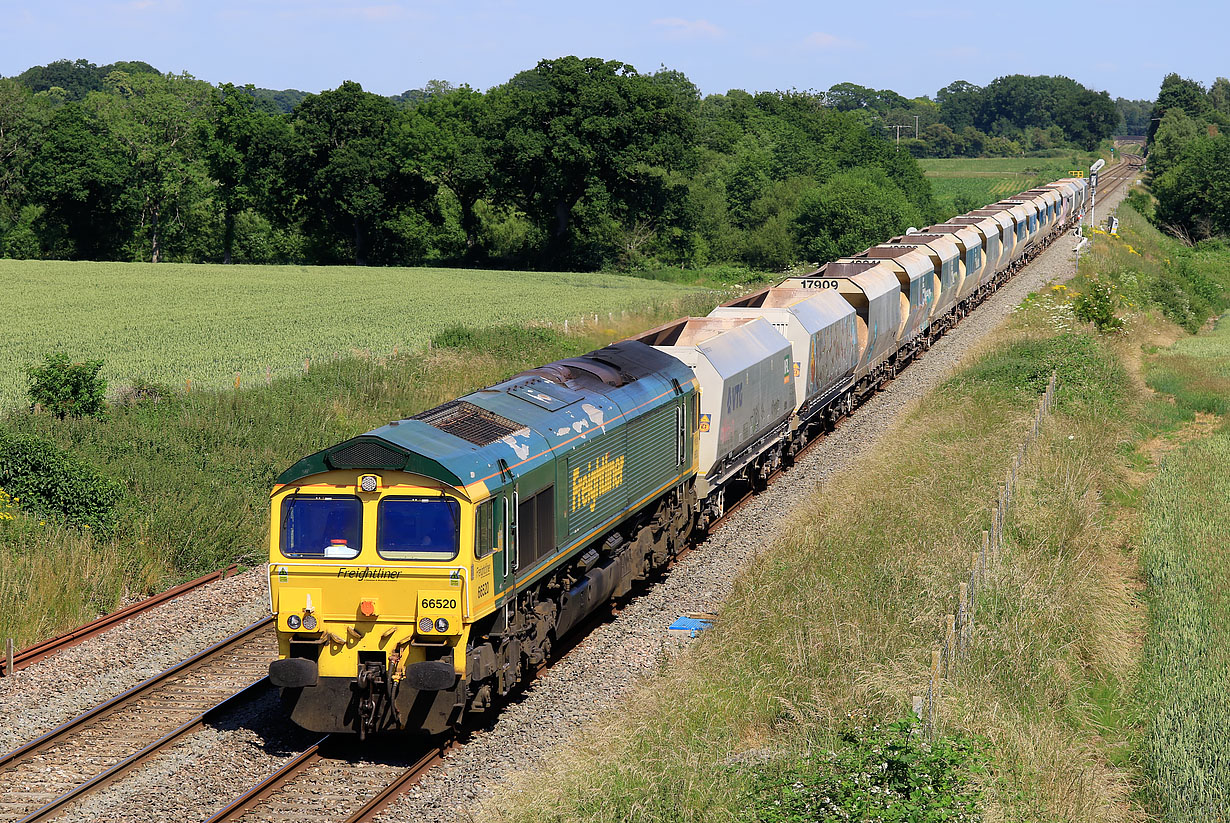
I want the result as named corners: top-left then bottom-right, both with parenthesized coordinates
top-left (266, 175), bottom-right (1090, 737)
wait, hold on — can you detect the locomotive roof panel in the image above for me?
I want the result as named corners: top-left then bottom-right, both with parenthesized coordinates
top-left (274, 340), bottom-right (694, 491)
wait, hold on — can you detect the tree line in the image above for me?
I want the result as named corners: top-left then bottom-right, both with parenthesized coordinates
top-left (0, 58), bottom-right (1128, 271)
top-left (824, 75), bottom-right (1127, 158)
top-left (1143, 73), bottom-right (1230, 242)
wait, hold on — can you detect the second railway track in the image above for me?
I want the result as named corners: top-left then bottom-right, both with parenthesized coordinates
top-left (0, 619), bottom-right (274, 823)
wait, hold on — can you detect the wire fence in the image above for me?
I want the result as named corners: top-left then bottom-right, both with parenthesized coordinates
top-left (913, 371), bottom-right (1058, 738)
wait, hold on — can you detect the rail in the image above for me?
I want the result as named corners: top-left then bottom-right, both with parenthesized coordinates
top-left (0, 618), bottom-right (274, 823)
top-left (1, 564), bottom-right (240, 676)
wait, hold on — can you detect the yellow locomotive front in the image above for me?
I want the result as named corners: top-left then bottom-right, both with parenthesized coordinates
top-left (268, 466), bottom-right (494, 738)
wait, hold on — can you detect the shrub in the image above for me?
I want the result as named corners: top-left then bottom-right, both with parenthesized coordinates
top-left (744, 717), bottom-right (986, 822)
top-left (0, 429), bottom-right (123, 536)
top-left (1072, 279), bottom-right (1125, 332)
top-left (25, 353), bottom-right (107, 419)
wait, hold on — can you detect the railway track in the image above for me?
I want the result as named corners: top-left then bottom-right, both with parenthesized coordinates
top-left (0, 619), bottom-right (274, 823)
top-left (204, 736), bottom-right (456, 823)
top-left (0, 565), bottom-right (240, 677)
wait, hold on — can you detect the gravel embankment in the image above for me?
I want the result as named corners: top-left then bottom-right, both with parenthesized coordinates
top-left (0, 182), bottom-right (1128, 823)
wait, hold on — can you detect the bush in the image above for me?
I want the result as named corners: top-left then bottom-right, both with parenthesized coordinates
top-left (25, 353), bottom-right (107, 419)
top-left (0, 429), bottom-right (124, 536)
top-left (1072, 279), bottom-right (1125, 332)
top-left (792, 169), bottom-right (922, 264)
top-left (744, 717), bottom-right (986, 822)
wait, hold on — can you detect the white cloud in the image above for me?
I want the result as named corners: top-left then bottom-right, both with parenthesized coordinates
top-left (652, 17), bottom-right (724, 40)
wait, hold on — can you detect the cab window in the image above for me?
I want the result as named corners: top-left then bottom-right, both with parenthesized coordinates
top-left (377, 496), bottom-right (460, 560)
top-left (475, 499), bottom-right (495, 559)
top-left (280, 495), bottom-right (361, 559)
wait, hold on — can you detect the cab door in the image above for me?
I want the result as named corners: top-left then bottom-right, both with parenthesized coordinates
top-left (471, 497), bottom-right (498, 615)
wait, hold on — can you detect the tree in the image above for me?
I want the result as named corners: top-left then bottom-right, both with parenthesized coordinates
top-left (0, 81), bottom-right (51, 235)
top-left (489, 56), bottom-right (697, 267)
top-left (198, 83), bottom-right (289, 263)
top-left (1153, 133), bottom-right (1230, 241)
top-left (16, 59), bottom-right (159, 102)
top-left (397, 86), bottom-right (493, 254)
top-left (1115, 98), bottom-right (1154, 135)
top-left (792, 168), bottom-right (921, 263)
top-left (88, 71), bottom-right (213, 262)
top-left (1148, 73), bottom-right (1210, 144)
top-left (937, 81), bottom-right (983, 132)
top-left (1209, 78), bottom-right (1230, 115)
top-left (28, 102), bottom-right (134, 259)
top-left (289, 80), bottom-right (425, 265)
top-left (1149, 109), bottom-right (1201, 178)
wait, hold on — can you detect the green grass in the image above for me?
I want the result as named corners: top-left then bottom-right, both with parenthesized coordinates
top-left (0, 260), bottom-right (708, 409)
top-left (920, 155), bottom-right (1099, 218)
top-left (1138, 427), bottom-right (1230, 821)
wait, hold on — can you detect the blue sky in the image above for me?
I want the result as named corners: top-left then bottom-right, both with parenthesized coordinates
top-left (0, 0), bottom-right (1209, 101)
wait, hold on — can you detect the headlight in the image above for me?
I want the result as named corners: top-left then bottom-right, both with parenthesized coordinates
top-left (286, 614), bottom-right (301, 630)
top-left (419, 617), bottom-right (433, 633)
top-left (303, 614), bottom-right (318, 631)
top-left (435, 617), bottom-right (449, 633)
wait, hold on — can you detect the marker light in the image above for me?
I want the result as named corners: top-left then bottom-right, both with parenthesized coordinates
top-left (419, 617), bottom-right (433, 633)
top-left (359, 474), bottom-right (379, 493)
top-left (303, 614), bottom-right (318, 631)
top-left (287, 614), bottom-right (301, 630)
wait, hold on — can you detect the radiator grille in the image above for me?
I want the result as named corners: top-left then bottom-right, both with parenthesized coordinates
top-left (328, 440), bottom-right (406, 470)
top-left (412, 399), bottom-right (524, 446)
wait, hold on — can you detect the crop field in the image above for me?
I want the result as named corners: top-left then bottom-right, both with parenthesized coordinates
top-left (0, 260), bottom-right (708, 408)
top-left (921, 156), bottom-right (1098, 211)
top-left (1140, 317), bottom-right (1230, 817)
